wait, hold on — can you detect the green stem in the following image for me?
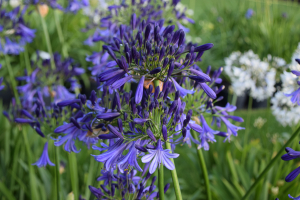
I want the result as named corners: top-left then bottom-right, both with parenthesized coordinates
top-left (231, 93), bottom-right (237, 106)
top-left (244, 96), bottom-right (253, 142)
top-left (22, 127), bottom-right (39, 200)
top-left (54, 146), bottom-right (60, 200)
top-left (154, 79), bottom-right (160, 89)
top-left (85, 150), bottom-right (96, 199)
top-left (37, 8), bottom-right (55, 70)
top-left (241, 124), bottom-right (300, 200)
top-left (24, 47), bottom-right (32, 73)
top-left (54, 10), bottom-right (68, 57)
top-left (68, 153), bottom-right (79, 200)
top-left (165, 142), bottom-right (182, 200)
top-left (191, 130), bottom-right (212, 200)
top-left (158, 164), bottom-right (165, 200)
top-left (4, 54), bottom-right (21, 105)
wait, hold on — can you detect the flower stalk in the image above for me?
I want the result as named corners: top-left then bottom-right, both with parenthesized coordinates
top-left (158, 163), bottom-right (165, 200)
top-left (165, 142), bottom-right (182, 200)
top-left (37, 7), bottom-right (55, 70)
top-left (54, 145), bottom-right (60, 200)
top-left (191, 130), bottom-right (212, 200)
top-left (68, 153), bottom-right (79, 200)
top-left (4, 54), bottom-right (21, 105)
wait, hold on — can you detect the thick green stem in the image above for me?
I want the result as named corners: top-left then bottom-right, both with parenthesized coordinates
top-left (165, 142), bottom-right (182, 200)
top-left (85, 150), bottom-right (96, 199)
top-left (22, 127), bottom-right (39, 200)
top-left (242, 125), bottom-right (300, 200)
top-left (37, 8), bottom-right (55, 70)
top-left (54, 146), bottom-right (60, 200)
top-left (191, 130), bottom-right (212, 200)
top-left (68, 153), bottom-right (79, 200)
top-left (231, 93), bottom-right (237, 106)
top-left (4, 54), bottom-right (21, 105)
top-left (24, 47), bottom-right (32, 73)
top-left (54, 10), bottom-right (68, 57)
top-left (244, 96), bottom-right (253, 143)
top-left (158, 164), bottom-right (165, 200)
top-left (154, 79), bottom-right (160, 89)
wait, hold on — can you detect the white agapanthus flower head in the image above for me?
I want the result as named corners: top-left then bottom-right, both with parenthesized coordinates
top-left (271, 44), bottom-right (300, 127)
top-left (271, 91), bottom-right (300, 127)
top-left (289, 42), bottom-right (300, 71)
top-left (224, 50), bottom-right (276, 101)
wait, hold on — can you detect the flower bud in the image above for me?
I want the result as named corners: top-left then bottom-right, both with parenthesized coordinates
top-left (147, 129), bottom-right (157, 142)
top-left (178, 30), bottom-right (185, 46)
top-left (150, 67), bottom-right (161, 74)
top-left (162, 125), bottom-right (168, 141)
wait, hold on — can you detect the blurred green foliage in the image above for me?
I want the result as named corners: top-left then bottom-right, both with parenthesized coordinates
top-left (183, 0), bottom-right (300, 72)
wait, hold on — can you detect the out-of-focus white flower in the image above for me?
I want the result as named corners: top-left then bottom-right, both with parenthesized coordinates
top-left (10, 0), bottom-right (21, 7)
top-left (271, 91), bottom-right (300, 127)
top-left (289, 42), bottom-right (300, 71)
top-left (224, 50), bottom-right (276, 101)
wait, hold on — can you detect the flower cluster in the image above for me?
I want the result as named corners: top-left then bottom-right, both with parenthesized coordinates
top-left (5, 1), bottom-right (246, 198)
top-left (96, 20), bottom-right (214, 99)
top-left (89, 169), bottom-right (170, 199)
top-left (83, 0), bottom-right (194, 46)
top-left (0, 5), bottom-right (36, 55)
top-left (16, 52), bottom-right (84, 110)
top-left (271, 52), bottom-right (300, 126)
top-left (224, 50), bottom-right (276, 101)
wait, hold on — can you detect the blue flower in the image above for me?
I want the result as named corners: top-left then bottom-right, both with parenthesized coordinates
top-left (54, 122), bottom-right (86, 153)
top-left (117, 141), bottom-right (143, 173)
top-left (32, 142), bottom-right (55, 167)
top-left (220, 116), bottom-right (245, 141)
top-left (288, 194), bottom-right (300, 200)
top-left (285, 88), bottom-right (300, 105)
top-left (66, 0), bottom-right (89, 13)
top-left (92, 139), bottom-right (128, 170)
top-left (141, 140), bottom-right (179, 174)
top-left (170, 77), bottom-right (194, 97)
top-left (96, 169), bottom-right (117, 186)
top-left (282, 146), bottom-right (300, 182)
top-left (245, 9), bottom-right (254, 19)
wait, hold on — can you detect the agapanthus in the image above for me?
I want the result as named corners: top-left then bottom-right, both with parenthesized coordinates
top-left (271, 60), bottom-right (300, 126)
top-left (32, 142), bottom-right (55, 167)
top-left (0, 6), bottom-right (36, 55)
top-left (89, 168), bottom-right (170, 199)
top-left (83, 0), bottom-right (194, 46)
top-left (141, 139), bottom-right (179, 174)
top-left (66, 0), bottom-right (89, 13)
top-left (24, 0), bottom-right (63, 10)
top-left (16, 52), bottom-right (84, 109)
top-left (224, 50), bottom-right (276, 101)
top-left (245, 8), bottom-right (254, 19)
top-left (96, 19), bottom-right (215, 99)
top-left (170, 65), bottom-right (245, 149)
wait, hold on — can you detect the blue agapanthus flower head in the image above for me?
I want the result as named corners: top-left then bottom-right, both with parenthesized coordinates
top-left (16, 52), bottom-right (84, 109)
top-left (0, 6), bottom-right (35, 55)
top-left (245, 8), bottom-right (254, 19)
top-left (66, 0), bottom-right (89, 13)
top-left (83, 0), bottom-right (193, 46)
top-left (24, 0), bottom-right (63, 10)
top-left (89, 167), bottom-right (170, 199)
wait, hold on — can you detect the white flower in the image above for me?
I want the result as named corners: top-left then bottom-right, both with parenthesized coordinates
top-left (271, 92), bottom-right (300, 127)
top-left (224, 50), bottom-right (276, 101)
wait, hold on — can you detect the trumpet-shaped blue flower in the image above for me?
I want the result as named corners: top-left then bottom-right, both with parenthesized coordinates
top-left (281, 146), bottom-right (300, 182)
top-left (32, 142), bottom-right (55, 167)
top-left (141, 140), bottom-right (179, 174)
